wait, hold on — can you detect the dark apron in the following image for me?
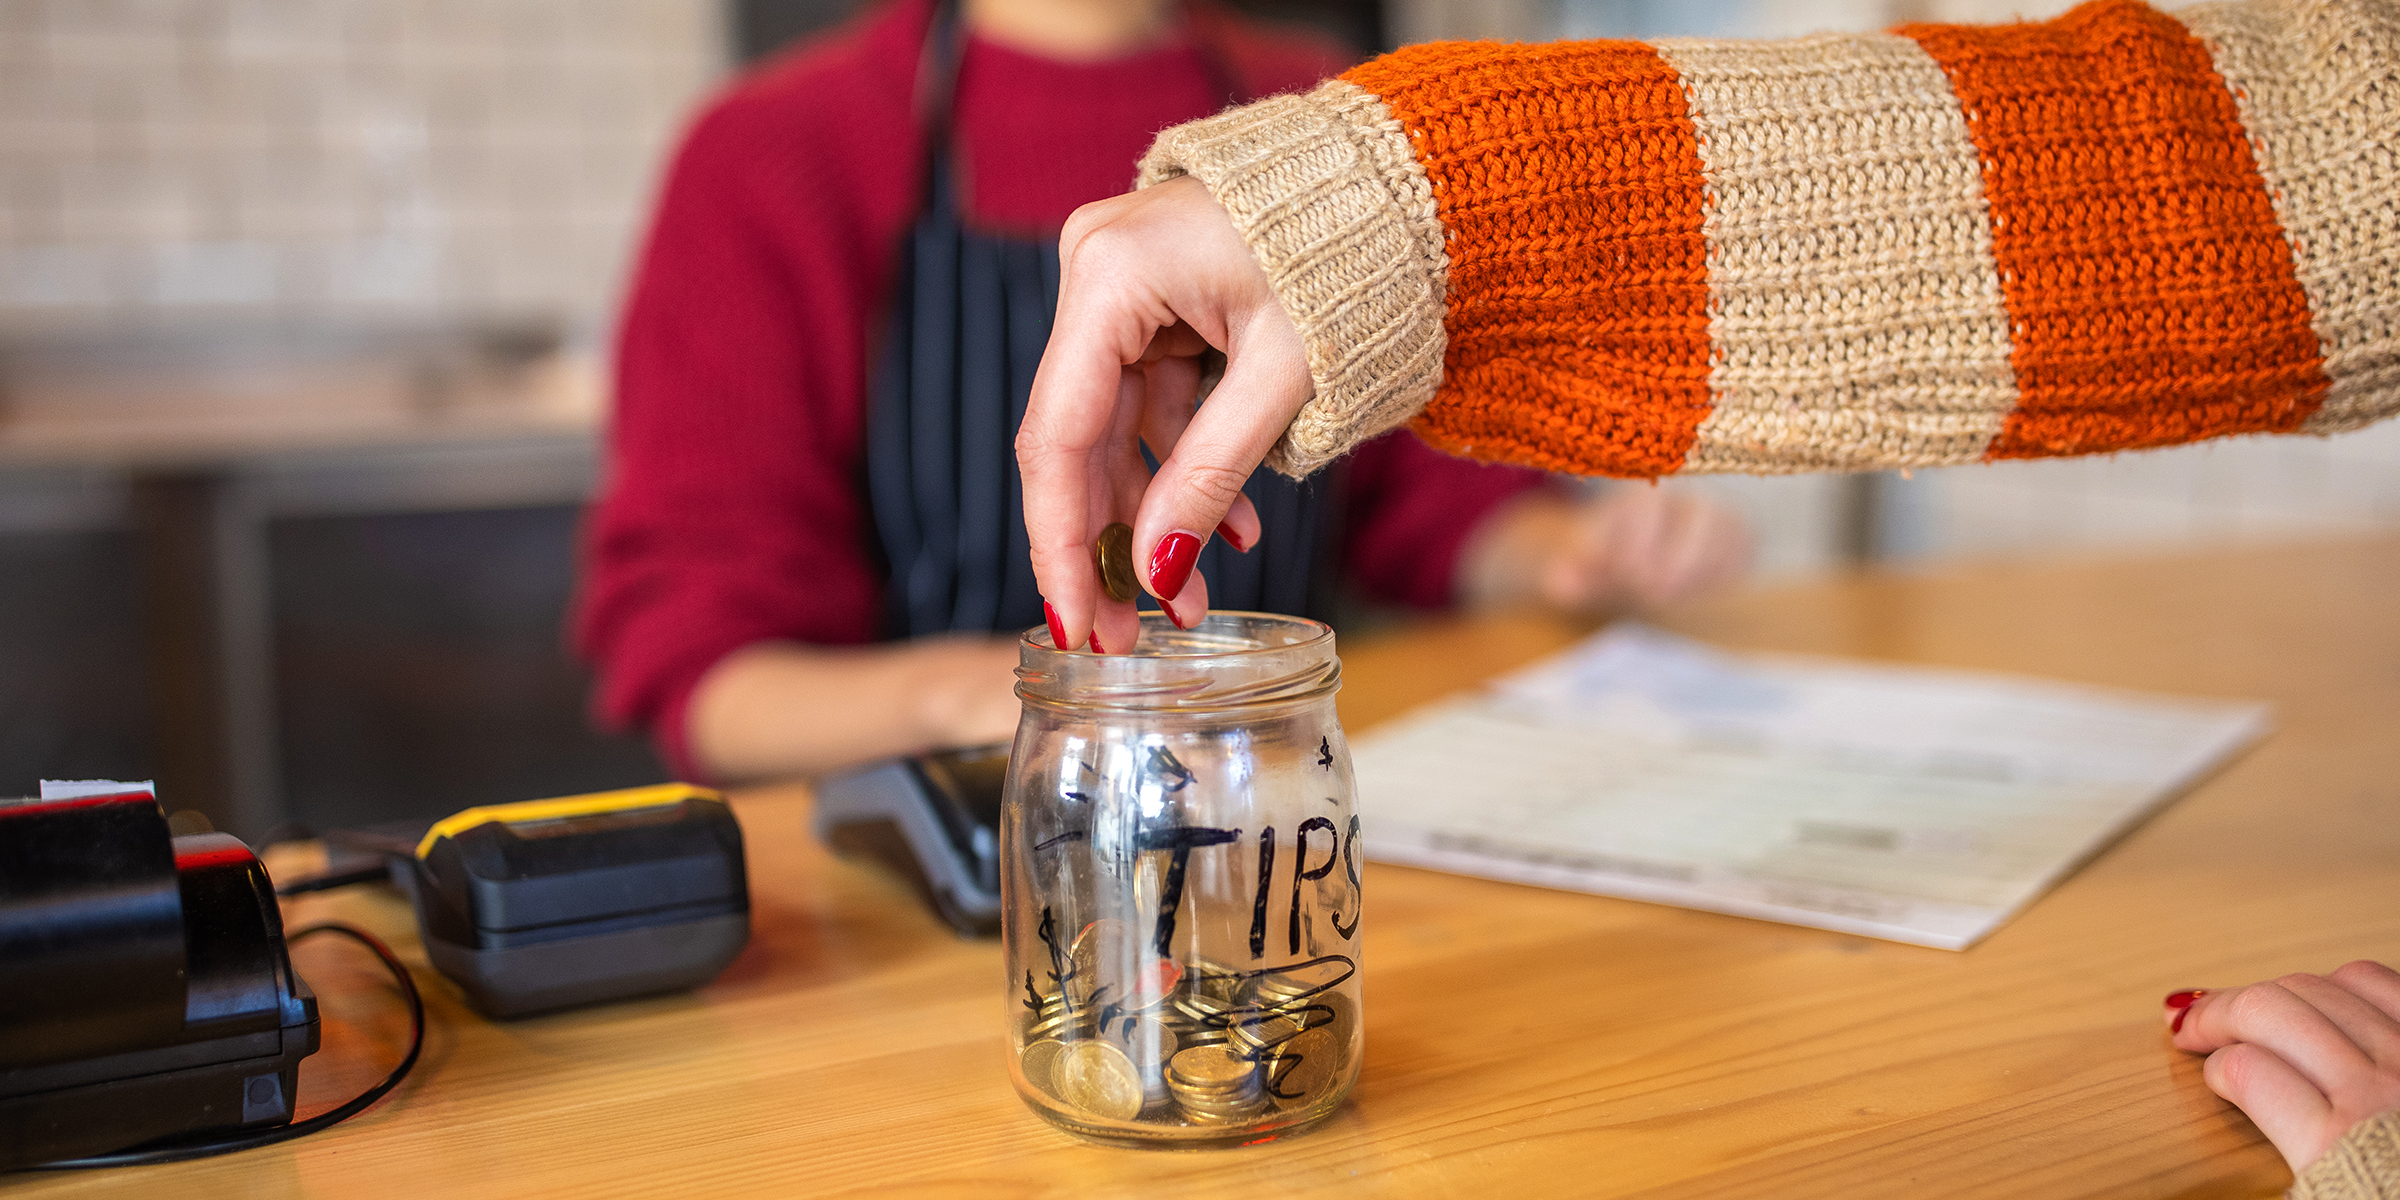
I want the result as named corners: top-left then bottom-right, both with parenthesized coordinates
top-left (865, 0), bottom-right (1330, 640)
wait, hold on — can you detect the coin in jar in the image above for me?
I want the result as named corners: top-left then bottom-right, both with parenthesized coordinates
top-left (1055, 1040), bottom-right (1146, 1120)
top-left (1024, 1007), bottom-right (1086, 1045)
top-left (1094, 522), bottom-right (1137, 603)
top-left (1017, 993), bottom-right (1071, 1040)
top-left (1166, 1045), bottom-right (1266, 1123)
top-left (1168, 1044), bottom-right (1257, 1090)
top-left (1118, 956), bottom-right (1183, 1012)
top-left (1265, 1027), bottom-right (1341, 1105)
top-left (1104, 1015), bottom-right (1179, 1065)
top-left (1174, 1025), bottom-right (1230, 1049)
top-left (1227, 1006), bottom-right (1313, 1058)
top-left (1174, 988), bottom-right (1235, 1020)
top-left (1019, 1038), bottom-right (1068, 1099)
top-left (1313, 991), bottom-right (1358, 1060)
top-left (1066, 918), bottom-right (1136, 1007)
top-left (1105, 1015), bottom-right (1179, 1107)
top-left (1188, 960), bottom-right (1243, 1002)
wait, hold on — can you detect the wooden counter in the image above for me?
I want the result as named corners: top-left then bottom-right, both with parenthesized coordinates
top-left (15, 534), bottom-right (2399, 1199)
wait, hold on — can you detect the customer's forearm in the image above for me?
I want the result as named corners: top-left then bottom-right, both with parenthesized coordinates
top-left (1453, 491), bottom-right (1576, 613)
top-left (1138, 0), bottom-right (2398, 479)
top-left (684, 637), bottom-right (1021, 784)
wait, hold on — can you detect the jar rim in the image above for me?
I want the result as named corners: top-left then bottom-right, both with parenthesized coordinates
top-left (1015, 612), bottom-right (1339, 714)
top-left (1018, 610), bottom-right (1332, 660)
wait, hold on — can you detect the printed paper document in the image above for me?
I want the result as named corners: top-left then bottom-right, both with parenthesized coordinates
top-left (1353, 626), bottom-right (2267, 949)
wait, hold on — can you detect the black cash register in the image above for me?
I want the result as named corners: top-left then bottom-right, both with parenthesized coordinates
top-left (0, 786), bottom-right (321, 1168)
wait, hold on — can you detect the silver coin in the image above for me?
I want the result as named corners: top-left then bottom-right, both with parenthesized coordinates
top-left (1019, 1038), bottom-right (1068, 1099)
top-left (1055, 1040), bottom-right (1145, 1121)
top-left (1265, 1027), bottom-right (1340, 1106)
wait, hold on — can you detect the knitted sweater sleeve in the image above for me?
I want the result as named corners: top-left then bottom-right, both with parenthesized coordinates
top-left (1135, 0), bottom-right (2400, 478)
top-left (2291, 1110), bottom-right (2400, 1200)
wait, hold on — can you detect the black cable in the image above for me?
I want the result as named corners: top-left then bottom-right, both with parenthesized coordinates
top-left (34, 923), bottom-right (426, 1170)
top-left (273, 863), bottom-right (394, 897)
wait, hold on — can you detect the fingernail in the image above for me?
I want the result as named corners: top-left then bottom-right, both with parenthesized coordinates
top-left (1088, 631), bottom-right (1105, 655)
top-left (1162, 595), bottom-right (1188, 630)
top-left (1043, 601), bottom-right (1068, 651)
top-left (1216, 521), bottom-right (1248, 553)
top-left (2167, 989), bottom-right (2203, 1033)
top-left (1148, 531), bottom-right (1202, 601)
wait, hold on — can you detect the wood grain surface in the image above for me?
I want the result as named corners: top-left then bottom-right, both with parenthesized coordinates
top-left (12, 535), bottom-right (2398, 1199)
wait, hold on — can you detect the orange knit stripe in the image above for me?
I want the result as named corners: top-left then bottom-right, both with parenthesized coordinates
top-left (1901, 0), bottom-right (2326, 460)
top-left (1346, 42), bottom-right (1713, 478)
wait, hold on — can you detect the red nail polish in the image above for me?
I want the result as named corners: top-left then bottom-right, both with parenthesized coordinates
top-left (1088, 632), bottom-right (1105, 654)
top-left (1148, 531), bottom-right (1201, 601)
top-left (1162, 596), bottom-right (1187, 630)
top-left (1216, 521), bottom-right (1248, 553)
top-left (1043, 601), bottom-right (1068, 651)
top-left (2164, 990), bottom-right (2203, 1010)
top-left (2172, 1007), bottom-right (2192, 1034)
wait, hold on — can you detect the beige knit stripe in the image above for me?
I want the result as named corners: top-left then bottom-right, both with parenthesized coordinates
top-left (1285, 230), bottom-right (1433, 379)
top-left (1259, 171), bottom-right (1420, 325)
top-left (1137, 79), bottom-right (1451, 477)
top-left (1657, 33), bottom-right (2019, 474)
top-left (2179, 0), bottom-right (2400, 437)
top-left (2286, 1108), bottom-right (2400, 1200)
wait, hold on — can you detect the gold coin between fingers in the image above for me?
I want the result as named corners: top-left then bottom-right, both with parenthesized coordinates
top-left (1095, 522), bottom-right (1137, 603)
top-left (1056, 1040), bottom-right (1146, 1120)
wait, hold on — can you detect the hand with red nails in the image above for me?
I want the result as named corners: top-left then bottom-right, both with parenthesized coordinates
top-left (2163, 961), bottom-right (2400, 1179)
top-left (1017, 177), bottom-right (1307, 653)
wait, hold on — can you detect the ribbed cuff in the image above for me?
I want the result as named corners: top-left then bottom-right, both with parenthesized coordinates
top-left (1136, 78), bottom-right (1450, 477)
top-left (2291, 1109), bottom-right (2400, 1200)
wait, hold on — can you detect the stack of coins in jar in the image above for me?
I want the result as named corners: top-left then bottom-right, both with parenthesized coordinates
top-left (1002, 612), bottom-right (1362, 1146)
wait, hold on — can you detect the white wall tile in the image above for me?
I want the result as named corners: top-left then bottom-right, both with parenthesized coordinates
top-left (0, 0), bottom-right (724, 331)
top-left (1882, 426), bottom-right (2400, 565)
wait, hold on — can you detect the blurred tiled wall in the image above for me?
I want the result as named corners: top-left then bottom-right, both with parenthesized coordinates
top-left (0, 0), bottom-right (723, 337)
top-left (1882, 422), bottom-right (2400, 563)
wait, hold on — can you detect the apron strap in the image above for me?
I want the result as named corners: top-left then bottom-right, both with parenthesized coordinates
top-left (866, 0), bottom-right (1329, 640)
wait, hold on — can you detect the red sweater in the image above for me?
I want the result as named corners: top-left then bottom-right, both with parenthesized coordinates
top-left (576, 0), bottom-right (1547, 775)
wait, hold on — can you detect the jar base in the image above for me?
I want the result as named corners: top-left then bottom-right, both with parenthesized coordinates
top-left (1024, 1094), bottom-right (1347, 1149)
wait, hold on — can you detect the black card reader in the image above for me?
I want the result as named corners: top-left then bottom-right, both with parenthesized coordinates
top-left (814, 745), bottom-right (1006, 936)
top-left (401, 783), bottom-right (750, 1017)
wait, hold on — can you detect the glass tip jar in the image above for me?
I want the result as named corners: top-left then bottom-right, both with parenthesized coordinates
top-left (1001, 612), bottom-right (1362, 1147)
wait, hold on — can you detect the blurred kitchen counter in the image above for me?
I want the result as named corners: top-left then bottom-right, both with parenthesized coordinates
top-left (0, 322), bottom-right (620, 840)
top-left (0, 323), bottom-right (603, 471)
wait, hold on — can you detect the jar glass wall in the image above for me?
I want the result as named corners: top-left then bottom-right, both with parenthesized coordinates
top-left (1001, 612), bottom-right (1362, 1147)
